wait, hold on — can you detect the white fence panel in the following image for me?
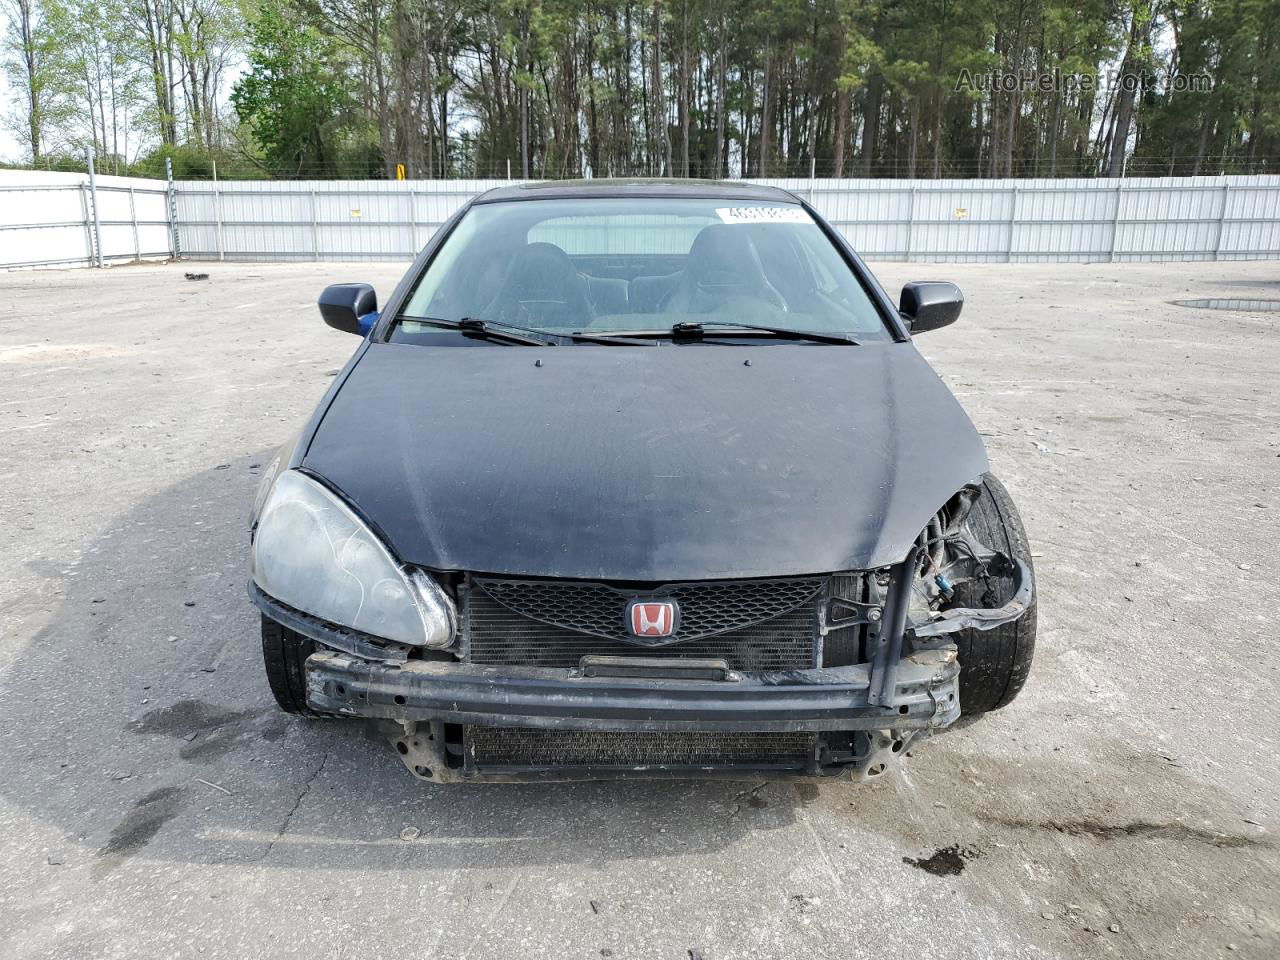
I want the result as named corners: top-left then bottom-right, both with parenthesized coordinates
top-left (173, 179), bottom-right (486, 262)
top-left (6, 172), bottom-right (1280, 269)
top-left (0, 170), bottom-right (171, 269)
top-left (171, 175), bottom-right (1280, 265)
top-left (0, 181), bottom-right (92, 268)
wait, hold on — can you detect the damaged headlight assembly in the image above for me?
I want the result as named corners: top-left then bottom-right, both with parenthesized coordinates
top-left (251, 470), bottom-right (455, 648)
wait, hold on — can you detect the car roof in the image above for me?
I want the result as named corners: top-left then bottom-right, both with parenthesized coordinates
top-left (473, 178), bottom-right (802, 204)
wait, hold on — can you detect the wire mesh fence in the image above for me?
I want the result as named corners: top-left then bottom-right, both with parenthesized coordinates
top-left (10, 154), bottom-right (1280, 182)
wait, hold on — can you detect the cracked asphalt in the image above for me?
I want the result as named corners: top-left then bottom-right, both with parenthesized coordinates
top-left (0, 259), bottom-right (1277, 959)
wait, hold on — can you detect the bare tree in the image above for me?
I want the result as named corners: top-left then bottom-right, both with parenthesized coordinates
top-left (1, 0), bottom-right (49, 159)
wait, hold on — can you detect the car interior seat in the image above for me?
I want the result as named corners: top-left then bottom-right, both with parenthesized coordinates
top-left (581, 274), bottom-right (630, 317)
top-left (483, 242), bottom-right (595, 328)
top-left (656, 224), bottom-right (786, 315)
top-left (628, 271), bottom-right (683, 314)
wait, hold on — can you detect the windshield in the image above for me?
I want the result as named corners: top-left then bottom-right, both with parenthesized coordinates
top-left (395, 197), bottom-right (892, 343)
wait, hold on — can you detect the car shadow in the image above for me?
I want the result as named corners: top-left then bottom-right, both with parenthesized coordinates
top-left (1, 455), bottom-right (810, 875)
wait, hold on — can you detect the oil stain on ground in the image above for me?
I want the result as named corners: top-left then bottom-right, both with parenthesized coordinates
top-left (983, 816), bottom-right (1266, 850)
top-left (902, 845), bottom-right (982, 876)
top-left (130, 699), bottom-right (254, 737)
top-left (94, 787), bottom-right (186, 877)
top-left (129, 699), bottom-right (288, 761)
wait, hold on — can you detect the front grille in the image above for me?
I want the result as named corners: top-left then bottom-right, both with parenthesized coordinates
top-left (466, 726), bottom-right (817, 768)
top-left (462, 573), bottom-right (869, 672)
top-left (471, 576), bottom-right (825, 644)
top-left (464, 578), bottom-right (826, 671)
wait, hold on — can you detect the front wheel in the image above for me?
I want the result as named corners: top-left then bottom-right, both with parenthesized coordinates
top-left (950, 475), bottom-right (1037, 715)
top-left (260, 615), bottom-right (319, 716)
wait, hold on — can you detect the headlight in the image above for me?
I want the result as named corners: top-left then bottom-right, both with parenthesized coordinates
top-left (251, 454), bottom-right (283, 519)
top-left (252, 470), bottom-right (455, 648)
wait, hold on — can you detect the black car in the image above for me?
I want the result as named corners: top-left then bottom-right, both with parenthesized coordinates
top-left (248, 179), bottom-right (1036, 783)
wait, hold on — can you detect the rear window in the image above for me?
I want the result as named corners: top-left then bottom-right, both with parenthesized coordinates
top-left (528, 213), bottom-right (710, 255)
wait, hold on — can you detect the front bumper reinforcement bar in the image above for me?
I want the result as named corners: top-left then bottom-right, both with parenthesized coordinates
top-left (304, 646), bottom-right (961, 733)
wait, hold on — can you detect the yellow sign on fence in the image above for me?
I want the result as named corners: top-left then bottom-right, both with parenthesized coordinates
top-left (396, 163), bottom-right (406, 180)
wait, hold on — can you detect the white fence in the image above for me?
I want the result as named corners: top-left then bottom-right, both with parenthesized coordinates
top-left (0, 171), bottom-right (172, 269)
top-left (5, 172), bottom-right (1280, 269)
top-left (170, 175), bottom-right (1280, 264)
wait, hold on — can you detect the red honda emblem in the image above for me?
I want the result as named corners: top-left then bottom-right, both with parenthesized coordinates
top-left (628, 600), bottom-right (677, 638)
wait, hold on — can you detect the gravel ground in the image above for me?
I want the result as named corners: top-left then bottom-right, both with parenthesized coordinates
top-left (0, 259), bottom-right (1276, 960)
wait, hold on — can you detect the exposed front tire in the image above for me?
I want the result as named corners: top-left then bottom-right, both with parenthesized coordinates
top-left (951, 475), bottom-right (1037, 715)
top-left (261, 615), bottom-right (319, 716)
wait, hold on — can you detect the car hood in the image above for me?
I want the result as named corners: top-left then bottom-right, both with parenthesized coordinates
top-left (302, 341), bottom-right (988, 581)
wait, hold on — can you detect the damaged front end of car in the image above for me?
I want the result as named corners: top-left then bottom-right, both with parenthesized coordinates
top-left (248, 478), bottom-right (1033, 784)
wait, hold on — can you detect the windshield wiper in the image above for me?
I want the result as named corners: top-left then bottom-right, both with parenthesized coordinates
top-left (397, 315), bottom-right (652, 346)
top-left (454, 317), bottom-right (652, 346)
top-left (584, 321), bottom-right (858, 345)
top-left (671, 320), bottom-right (858, 345)
top-left (396, 315), bottom-right (556, 345)
top-left (566, 330), bottom-right (657, 346)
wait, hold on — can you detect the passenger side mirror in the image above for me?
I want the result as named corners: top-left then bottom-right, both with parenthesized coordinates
top-left (899, 281), bottom-right (963, 334)
top-left (319, 283), bottom-right (379, 336)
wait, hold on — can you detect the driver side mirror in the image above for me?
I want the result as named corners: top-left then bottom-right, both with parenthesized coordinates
top-left (899, 281), bottom-right (963, 334)
top-left (319, 283), bottom-right (379, 336)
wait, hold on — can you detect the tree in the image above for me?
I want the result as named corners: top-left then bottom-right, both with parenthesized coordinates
top-left (1103, 0), bottom-right (1155, 176)
top-left (5, 0), bottom-right (1280, 177)
top-left (173, 0), bottom-right (240, 150)
top-left (1, 0), bottom-right (60, 160)
top-left (39, 0), bottom-right (148, 171)
top-left (231, 3), bottom-right (350, 175)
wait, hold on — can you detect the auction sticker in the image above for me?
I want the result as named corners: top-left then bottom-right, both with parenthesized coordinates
top-left (716, 206), bottom-right (811, 224)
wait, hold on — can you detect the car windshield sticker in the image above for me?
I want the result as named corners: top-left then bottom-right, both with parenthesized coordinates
top-left (715, 206), bottom-right (811, 224)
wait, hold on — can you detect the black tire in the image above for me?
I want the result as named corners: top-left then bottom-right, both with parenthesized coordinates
top-left (950, 474), bottom-right (1037, 715)
top-left (260, 615), bottom-right (319, 716)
